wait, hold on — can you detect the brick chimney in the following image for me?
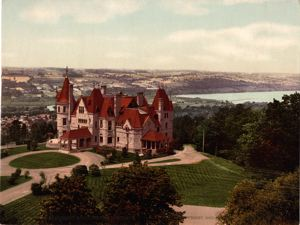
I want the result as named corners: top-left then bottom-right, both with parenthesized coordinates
top-left (101, 85), bottom-right (107, 95)
top-left (137, 92), bottom-right (144, 106)
top-left (114, 93), bottom-right (122, 117)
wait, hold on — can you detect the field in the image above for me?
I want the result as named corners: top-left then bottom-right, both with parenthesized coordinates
top-left (0, 176), bottom-right (32, 191)
top-left (9, 152), bottom-right (80, 169)
top-left (3, 156), bottom-right (246, 224)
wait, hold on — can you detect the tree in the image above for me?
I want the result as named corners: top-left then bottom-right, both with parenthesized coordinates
top-left (102, 163), bottom-right (185, 225)
top-left (39, 175), bottom-right (101, 225)
top-left (89, 164), bottom-right (101, 177)
top-left (218, 170), bottom-right (299, 225)
top-left (244, 93), bottom-right (300, 172)
top-left (72, 165), bottom-right (88, 177)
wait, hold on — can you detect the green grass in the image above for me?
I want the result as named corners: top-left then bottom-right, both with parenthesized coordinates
top-left (148, 158), bottom-right (181, 164)
top-left (0, 176), bottom-right (32, 192)
top-left (3, 156), bottom-right (246, 224)
top-left (4, 144), bottom-right (53, 157)
top-left (9, 152), bottom-right (80, 169)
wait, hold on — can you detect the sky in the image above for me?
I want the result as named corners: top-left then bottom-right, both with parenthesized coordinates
top-left (2, 0), bottom-right (300, 73)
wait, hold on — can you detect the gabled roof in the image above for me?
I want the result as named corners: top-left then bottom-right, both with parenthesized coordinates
top-left (121, 96), bottom-right (137, 108)
top-left (86, 88), bottom-right (103, 113)
top-left (117, 108), bottom-right (148, 129)
top-left (56, 77), bottom-right (75, 104)
top-left (100, 96), bottom-right (114, 118)
top-left (142, 131), bottom-right (166, 141)
top-left (152, 88), bottom-right (173, 111)
top-left (60, 127), bottom-right (92, 140)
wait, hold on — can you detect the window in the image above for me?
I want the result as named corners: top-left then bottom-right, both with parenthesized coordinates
top-left (100, 136), bottom-right (103, 143)
top-left (57, 106), bottom-right (60, 113)
top-left (95, 136), bottom-right (97, 142)
top-left (100, 120), bottom-right (103, 128)
top-left (108, 137), bottom-right (112, 144)
top-left (165, 122), bottom-right (168, 129)
top-left (108, 121), bottom-right (112, 131)
top-left (165, 132), bottom-right (168, 137)
top-left (157, 127), bottom-right (160, 132)
top-left (164, 112), bottom-right (168, 118)
top-left (79, 106), bottom-right (84, 114)
top-left (63, 118), bottom-right (67, 125)
top-left (117, 137), bottom-right (120, 142)
top-left (63, 106), bottom-right (66, 113)
top-left (95, 121), bottom-right (98, 129)
top-left (78, 119), bottom-right (87, 124)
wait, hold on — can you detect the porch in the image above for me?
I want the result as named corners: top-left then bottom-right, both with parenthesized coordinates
top-left (60, 127), bottom-right (92, 151)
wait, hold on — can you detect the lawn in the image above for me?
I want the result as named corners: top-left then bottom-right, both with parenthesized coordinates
top-left (3, 156), bottom-right (246, 224)
top-left (3, 144), bottom-right (53, 157)
top-left (9, 152), bottom-right (80, 169)
top-left (0, 176), bottom-right (32, 192)
top-left (148, 158), bottom-right (181, 164)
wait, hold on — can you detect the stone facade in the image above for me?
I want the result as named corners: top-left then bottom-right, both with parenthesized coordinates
top-left (56, 76), bottom-right (173, 153)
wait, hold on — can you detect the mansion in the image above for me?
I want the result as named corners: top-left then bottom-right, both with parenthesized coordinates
top-left (56, 75), bottom-right (173, 154)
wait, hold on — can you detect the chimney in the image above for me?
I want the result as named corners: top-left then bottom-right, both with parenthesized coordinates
top-left (137, 92), bottom-right (144, 106)
top-left (101, 85), bottom-right (107, 95)
top-left (114, 93), bottom-right (122, 117)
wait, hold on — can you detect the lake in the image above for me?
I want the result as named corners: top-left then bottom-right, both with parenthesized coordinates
top-left (176, 90), bottom-right (299, 104)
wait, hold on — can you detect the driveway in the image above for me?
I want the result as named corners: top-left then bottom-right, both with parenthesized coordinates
top-left (0, 146), bottom-right (223, 224)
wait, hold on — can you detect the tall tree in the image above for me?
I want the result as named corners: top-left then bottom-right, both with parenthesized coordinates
top-left (102, 163), bottom-right (185, 225)
top-left (39, 175), bottom-right (101, 225)
top-left (218, 170), bottom-right (299, 225)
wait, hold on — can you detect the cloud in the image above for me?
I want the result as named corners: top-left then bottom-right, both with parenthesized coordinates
top-left (161, 0), bottom-right (210, 16)
top-left (167, 22), bottom-right (300, 64)
top-left (20, 0), bottom-right (143, 24)
top-left (161, 0), bottom-right (275, 16)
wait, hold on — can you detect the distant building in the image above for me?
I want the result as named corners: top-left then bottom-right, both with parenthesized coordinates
top-left (56, 71), bottom-right (173, 154)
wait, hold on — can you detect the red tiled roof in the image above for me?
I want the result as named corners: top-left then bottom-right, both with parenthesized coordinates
top-left (60, 127), bottom-right (92, 140)
top-left (152, 88), bottom-right (173, 111)
top-left (142, 131), bottom-right (166, 141)
top-left (57, 77), bottom-right (75, 104)
top-left (100, 96), bottom-right (114, 117)
top-left (117, 108), bottom-right (148, 128)
top-left (86, 88), bottom-right (103, 113)
top-left (121, 96), bottom-right (136, 108)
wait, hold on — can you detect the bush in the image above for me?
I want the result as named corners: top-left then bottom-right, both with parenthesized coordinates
top-left (24, 171), bottom-right (30, 179)
top-left (31, 140), bottom-right (38, 151)
top-left (72, 165), bottom-right (88, 177)
top-left (121, 147), bottom-right (128, 157)
top-left (0, 204), bottom-right (18, 224)
top-left (89, 164), bottom-right (101, 177)
top-left (15, 168), bottom-right (22, 177)
top-left (31, 172), bottom-right (50, 195)
top-left (31, 183), bottom-right (44, 195)
top-left (0, 150), bottom-right (9, 159)
top-left (7, 173), bottom-right (18, 185)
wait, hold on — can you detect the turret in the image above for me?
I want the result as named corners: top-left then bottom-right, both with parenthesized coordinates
top-left (56, 68), bottom-right (75, 137)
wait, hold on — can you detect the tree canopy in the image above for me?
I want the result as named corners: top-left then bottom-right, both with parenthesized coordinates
top-left (39, 175), bottom-right (101, 225)
top-left (102, 163), bottom-right (185, 225)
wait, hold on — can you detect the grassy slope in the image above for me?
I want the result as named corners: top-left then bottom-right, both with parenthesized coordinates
top-left (0, 176), bottom-right (32, 192)
top-left (9, 152), bottom-right (80, 169)
top-left (3, 156), bottom-right (246, 224)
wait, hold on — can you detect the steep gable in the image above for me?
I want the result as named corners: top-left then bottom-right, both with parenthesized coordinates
top-left (152, 88), bottom-right (173, 111)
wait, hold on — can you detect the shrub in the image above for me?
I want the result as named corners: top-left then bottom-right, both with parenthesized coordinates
top-left (31, 172), bottom-right (50, 195)
top-left (121, 147), bottom-right (128, 157)
top-left (0, 150), bottom-right (9, 159)
top-left (0, 204), bottom-right (18, 224)
top-left (72, 165), bottom-right (88, 177)
top-left (24, 171), bottom-right (30, 179)
top-left (89, 164), bottom-right (101, 177)
top-left (31, 183), bottom-right (44, 195)
top-left (7, 173), bottom-right (18, 185)
top-left (31, 140), bottom-right (38, 151)
top-left (15, 168), bottom-right (22, 177)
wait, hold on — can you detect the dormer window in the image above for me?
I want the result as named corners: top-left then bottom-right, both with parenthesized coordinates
top-left (79, 106), bottom-right (84, 113)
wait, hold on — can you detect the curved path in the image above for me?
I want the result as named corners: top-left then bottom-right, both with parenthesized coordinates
top-left (0, 146), bottom-right (223, 224)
